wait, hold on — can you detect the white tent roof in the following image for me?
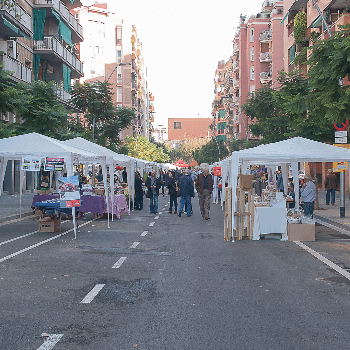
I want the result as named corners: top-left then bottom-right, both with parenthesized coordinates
top-left (0, 133), bottom-right (103, 161)
top-left (231, 137), bottom-right (350, 163)
top-left (64, 137), bottom-right (133, 165)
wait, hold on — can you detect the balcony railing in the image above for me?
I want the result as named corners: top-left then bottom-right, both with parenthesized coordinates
top-left (233, 96), bottom-right (239, 104)
top-left (0, 0), bottom-right (32, 33)
top-left (233, 79), bottom-right (239, 89)
top-left (259, 29), bottom-right (272, 41)
top-left (233, 61), bottom-right (239, 71)
top-left (34, 0), bottom-right (83, 38)
top-left (34, 36), bottom-right (83, 75)
top-left (260, 71), bottom-right (272, 83)
top-left (53, 81), bottom-right (71, 102)
top-left (233, 43), bottom-right (239, 54)
top-left (0, 53), bottom-right (32, 83)
top-left (260, 52), bottom-right (272, 62)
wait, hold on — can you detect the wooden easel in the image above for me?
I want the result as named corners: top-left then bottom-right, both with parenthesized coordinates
top-left (234, 187), bottom-right (254, 240)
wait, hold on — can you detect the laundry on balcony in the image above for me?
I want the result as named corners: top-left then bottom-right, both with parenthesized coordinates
top-left (52, 10), bottom-right (73, 47)
top-left (33, 8), bottom-right (46, 41)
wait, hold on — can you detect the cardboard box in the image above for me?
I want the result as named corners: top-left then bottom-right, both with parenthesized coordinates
top-left (39, 216), bottom-right (61, 233)
top-left (288, 223), bottom-right (315, 241)
top-left (94, 188), bottom-right (105, 196)
top-left (238, 174), bottom-right (254, 189)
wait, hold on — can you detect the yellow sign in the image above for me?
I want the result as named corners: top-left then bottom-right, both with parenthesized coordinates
top-left (333, 162), bottom-right (348, 172)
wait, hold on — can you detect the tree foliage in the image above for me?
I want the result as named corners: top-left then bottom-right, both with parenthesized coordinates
top-left (70, 81), bottom-right (134, 148)
top-left (122, 136), bottom-right (170, 163)
top-left (193, 138), bottom-right (229, 165)
top-left (165, 138), bottom-right (209, 163)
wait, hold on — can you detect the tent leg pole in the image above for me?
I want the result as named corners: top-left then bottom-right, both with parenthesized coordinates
top-left (72, 207), bottom-right (77, 239)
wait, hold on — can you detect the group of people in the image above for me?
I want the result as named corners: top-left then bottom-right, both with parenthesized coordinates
top-left (142, 165), bottom-right (214, 220)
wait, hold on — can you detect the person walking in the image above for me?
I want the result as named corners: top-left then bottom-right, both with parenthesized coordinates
top-left (178, 169), bottom-right (194, 217)
top-left (134, 171), bottom-right (143, 210)
top-left (167, 171), bottom-right (178, 214)
top-left (195, 165), bottom-right (213, 220)
top-left (300, 174), bottom-right (317, 218)
top-left (325, 169), bottom-right (338, 205)
top-left (145, 170), bottom-right (161, 214)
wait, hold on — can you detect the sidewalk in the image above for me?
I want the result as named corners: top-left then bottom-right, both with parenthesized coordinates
top-left (314, 190), bottom-right (350, 231)
top-left (0, 192), bottom-right (35, 222)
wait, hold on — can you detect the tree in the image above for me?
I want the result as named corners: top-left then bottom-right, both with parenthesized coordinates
top-left (193, 138), bottom-right (229, 165)
top-left (123, 136), bottom-right (170, 163)
top-left (307, 25), bottom-right (350, 124)
top-left (165, 138), bottom-right (209, 163)
top-left (71, 81), bottom-right (134, 148)
top-left (15, 81), bottom-right (71, 139)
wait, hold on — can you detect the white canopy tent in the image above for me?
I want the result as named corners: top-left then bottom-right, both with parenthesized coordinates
top-left (0, 133), bottom-right (108, 233)
top-left (228, 137), bottom-right (350, 240)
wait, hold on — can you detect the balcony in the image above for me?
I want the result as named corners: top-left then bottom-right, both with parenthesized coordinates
top-left (233, 78), bottom-right (239, 89)
top-left (260, 51), bottom-right (272, 62)
top-left (0, 1), bottom-right (32, 39)
top-left (259, 29), bottom-right (272, 42)
top-left (233, 61), bottom-right (239, 72)
top-left (259, 71), bottom-right (272, 84)
top-left (53, 81), bottom-right (71, 102)
top-left (233, 96), bottom-right (239, 105)
top-left (34, 36), bottom-right (83, 78)
top-left (34, 0), bottom-right (83, 41)
top-left (233, 43), bottom-right (239, 54)
top-left (0, 52), bottom-right (32, 83)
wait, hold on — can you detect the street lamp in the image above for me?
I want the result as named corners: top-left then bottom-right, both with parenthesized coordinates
top-left (92, 62), bottom-right (131, 142)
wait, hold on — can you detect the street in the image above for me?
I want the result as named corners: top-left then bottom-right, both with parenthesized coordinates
top-left (1, 196), bottom-right (350, 349)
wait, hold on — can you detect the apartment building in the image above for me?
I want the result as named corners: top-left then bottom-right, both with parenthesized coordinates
top-left (76, 3), bottom-right (154, 141)
top-left (212, 0), bottom-right (284, 142)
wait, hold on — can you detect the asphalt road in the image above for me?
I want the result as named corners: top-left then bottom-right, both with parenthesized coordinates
top-left (1, 196), bottom-right (350, 349)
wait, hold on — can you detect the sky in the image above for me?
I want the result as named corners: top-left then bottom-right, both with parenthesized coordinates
top-left (81, 0), bottom-right (265, 132)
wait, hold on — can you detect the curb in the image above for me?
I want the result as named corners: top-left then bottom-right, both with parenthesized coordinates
top-left (314, 214), bottom-right (350, 234)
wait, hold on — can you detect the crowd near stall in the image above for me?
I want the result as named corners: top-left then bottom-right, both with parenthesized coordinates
top-left (214, 137), bottom-right (350, 242)
top-left (0, 133), bottom-right (164, 238)
top-left (2, 134), bottom-right (350, 244)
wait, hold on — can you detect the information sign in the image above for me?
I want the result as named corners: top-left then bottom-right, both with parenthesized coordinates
top-left (58, 176), bottom-right (81, 208)
top-left (21, 158), bottom-right (41, 171)
top-left (335, 137), bottom-right (347, 144)
top-left (45, 157), bottom-right (64, 171)
top-left (333, 162), bottom-right (348, 172)
top-left (335, 131), bottom-right (347, 138)
top-left (213, 166), bottom-right (221, 176)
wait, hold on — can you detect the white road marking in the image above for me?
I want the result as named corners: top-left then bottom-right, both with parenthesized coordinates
top-left (149, 222), bottom-right (155, 227)
top-left (0, 219), bottom-right (95, 263)
top-left (0, 215), bottom-right (34, 227)
top-left (295, 241), bottom-right (350, 281)
top-left (154, 216), bottom-right (159, 220)
top-left (141, 231), bottom-right (148, 237)
top-left (0, 230), bottom-right (38, 246)
top-left (159, 212), bottom-right (163, 215)
top-left (112, 257), bottom-right (127, 269)
top-left (0, 221), bottom-right (69, 247)
top-left (315, 218), bottom-right (350, 236)
top-left (130, 242), bottom-right (140, 249)
top-left (37, 333), bottom-right (64, 350)
top-left (80, 284), bottom-right (105, 304)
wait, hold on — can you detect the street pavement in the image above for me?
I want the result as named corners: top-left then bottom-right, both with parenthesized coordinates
top-left (1, 193), bottom-right (350, 349)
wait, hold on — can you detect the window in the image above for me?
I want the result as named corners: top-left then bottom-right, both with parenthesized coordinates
top-left (117, 50), bottom-right (122, 57)
top-left (250, 46), bottom-right (255, 61)
top-left (116, 26), bottom-right (122, 45)
top-left (250, 28), bottom-right (254, 42)
top-left (250, 66), bottom-right (255, 80)
top-left (250, 85), bottom-right (255, 95)
top-left (174, 122), bottom-right (182, 129)
top-left (117, 86), bottom-right (122, 103)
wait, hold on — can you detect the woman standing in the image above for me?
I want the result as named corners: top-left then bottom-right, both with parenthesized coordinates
top-left (167, 171), bottom-right (178, 214)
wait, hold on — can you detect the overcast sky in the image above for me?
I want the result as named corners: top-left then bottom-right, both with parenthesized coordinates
top-left (81, 0), bottom-right (265, 131)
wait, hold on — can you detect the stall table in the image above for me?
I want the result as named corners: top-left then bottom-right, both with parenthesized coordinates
top-left (253, 207), bottom-right (288, 241)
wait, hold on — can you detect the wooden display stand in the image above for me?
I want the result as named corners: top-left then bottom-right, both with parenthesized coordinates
top-left (224, 188), bottom-right (232, 241)
top-left (234, 187), bottom-right (254, 240)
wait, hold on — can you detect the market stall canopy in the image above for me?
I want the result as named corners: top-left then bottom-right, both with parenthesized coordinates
top-left (174, 159), bottom-right (190, 167)
top-left (0, 133), bottom-right (103, 162)
top-left (231, 137), bottom-right (350, 163)
top-left (64, 137), bottom-right (132, 165)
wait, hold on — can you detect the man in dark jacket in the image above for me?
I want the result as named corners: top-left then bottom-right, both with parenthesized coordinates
top-left (145, 170), bottom-right (162, 214)
top-left (134, 171), bottom-right (143, 210)
top-left (167, 171), bottom-right (178, 214)
top-left (178, 169), bottom-right (195, 217)
top-left (325, 169), bottom-right (338, 205)
top-left (195, 166), bottom-right (213, 220)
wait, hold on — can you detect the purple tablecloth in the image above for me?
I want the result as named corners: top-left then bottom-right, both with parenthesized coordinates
top-left (32, 194), bottom-right (129, 218)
